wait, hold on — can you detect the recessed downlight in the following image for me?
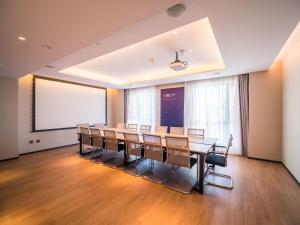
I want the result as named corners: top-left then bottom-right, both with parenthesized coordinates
top-left (18, 36), bottom-right (26, 41)
top-left (167, 4), bottom-right (186, 17)
top-left (172, 31), bottom-right (177, 35)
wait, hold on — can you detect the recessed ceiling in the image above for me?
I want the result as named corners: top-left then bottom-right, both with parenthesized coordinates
top-left (1, 0), bottom-right (300, 89)
top-left (60, 18), bottom-right (224, 85)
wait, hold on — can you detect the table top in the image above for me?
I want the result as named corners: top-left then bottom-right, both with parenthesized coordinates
top-left (85, 127), bottom-right (217, 154)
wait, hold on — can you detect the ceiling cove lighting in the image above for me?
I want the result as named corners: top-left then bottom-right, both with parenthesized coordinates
top-left (60, 18), bottom-right (225, 86)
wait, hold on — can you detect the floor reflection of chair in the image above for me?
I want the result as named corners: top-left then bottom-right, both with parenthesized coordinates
top-left (123, 133), bottom-right (148, 176)
top-left (163, 136), bottom-right (197, 194)
top-left (99, 130), bottom-right (125, 168)
top-left (142, 134), bottom-right (170, 184)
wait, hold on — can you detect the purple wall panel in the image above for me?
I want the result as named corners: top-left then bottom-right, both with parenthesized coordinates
top-left (160, 87), bottom-right (184, 129)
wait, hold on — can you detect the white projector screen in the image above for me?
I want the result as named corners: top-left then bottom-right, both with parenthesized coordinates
top-left (34, 76), bottom-right (106, 131)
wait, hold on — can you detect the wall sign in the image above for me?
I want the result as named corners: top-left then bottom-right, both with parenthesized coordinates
top-left (160, 87), bottom-right (184, 130)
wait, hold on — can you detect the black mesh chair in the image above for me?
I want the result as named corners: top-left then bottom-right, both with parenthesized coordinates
top-left (205, 134), bottom-right (233, 189)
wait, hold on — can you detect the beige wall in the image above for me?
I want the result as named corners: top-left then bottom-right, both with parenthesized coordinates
top-left (18, 75), bottom-right (121, 154)
top-left (248, 62), bottom-right (283, 161)
top-left (0, 76), bottom-right (19, 160)
top-left (282, 33), bottom-right (300, 182)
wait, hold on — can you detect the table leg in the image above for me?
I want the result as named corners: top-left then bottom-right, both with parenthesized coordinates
top-left (79, 134), bottom-right (83, 155)
top-left (199, 153), bottom-right (205, 194)
top-left (194, 153), bottom-right (205, 194)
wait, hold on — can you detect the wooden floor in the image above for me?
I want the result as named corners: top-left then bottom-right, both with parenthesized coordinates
top-left (0, 145), bottom-right (299, 225)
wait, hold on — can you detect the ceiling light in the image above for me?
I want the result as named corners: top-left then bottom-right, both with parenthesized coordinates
top-left (167, 4), bottom-right (186, 17)
top-left (188, 49), bottom-right (193, 53)
top-left (172, 31), bottom-right (177, 35)
top-left (18, 36), bottom-right (26, 41)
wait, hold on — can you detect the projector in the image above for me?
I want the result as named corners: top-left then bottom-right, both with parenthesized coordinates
top-left (169, 52), bottom-right (188, 71)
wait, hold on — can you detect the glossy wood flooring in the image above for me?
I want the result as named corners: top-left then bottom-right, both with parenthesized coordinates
top-left (0, 145), bottom-right (299, 225)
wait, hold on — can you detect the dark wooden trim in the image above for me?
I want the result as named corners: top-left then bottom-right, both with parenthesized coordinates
top-left (20, 143), bottom-right (79, 156)
top-left (0, 156), bottom-right (19, 162)
top-left (280, 162), bottom-right (300, 186)
top-left (249, 157), bottom-right (299, 186)
top-left (248, 156), bottom-right (281, 163)
top-left (32, 75), bottom-right (107, 132)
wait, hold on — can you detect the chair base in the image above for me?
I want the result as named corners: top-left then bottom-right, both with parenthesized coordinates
top-left (205, 170), bottom-right (233, 189)
top-left (93, 151), bottom-right (116, 164)
top-left (123, 158), bottom-right (148, 177)
top-left (164, 166), bottom-right (197, 194)
top-left (142, 161), bottom-right (171, 184)
top-left (102, 151), bottom-right (124, 168)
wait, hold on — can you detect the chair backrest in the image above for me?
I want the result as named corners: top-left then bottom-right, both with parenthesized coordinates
top-left (165, 136), bottom-right (190, 168)
top-left (116, 122), bottom-right (125, 129)
top-left (94, 123), bottom-right (106, 128)
top-left (103, 130), bottom-right (118, 152)
top-left (140, 125), bottom-right (151, 133)
top-left (127, 124), bottom-right (138, 130)
top-left (90, 128), bottom-right (101, 135)
top-left (187, 128), bottom-right (205, 138)
top-left (143, 134), bottom-right (163, 161)
top-left (225, 134), bottom-right (233, 157)
top-left (90, 128), bottom-right (103, 148)
top-left (155, 126), bottom-right (168, 133)
top-left (80, 127), bottom-right (90, 135)
top-left (80, 127), bottom-right (91, 145)
top-left (170, 127), bottom-right (184, 135)
top-left (77, 123), bottom-right (89, 133)
top-left (124, 133), bottom-right (141, 157)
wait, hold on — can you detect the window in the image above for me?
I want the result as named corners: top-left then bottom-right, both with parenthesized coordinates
top-left (126, 86), bottom-right (156, 129)
top-left (185, 76), bottom-right (241, 154)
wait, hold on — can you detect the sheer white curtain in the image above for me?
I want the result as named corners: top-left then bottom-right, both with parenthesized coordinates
top-left (185, 76), bottom-right (242, 154)
top-left (126, 86), bottom-right (156, 129)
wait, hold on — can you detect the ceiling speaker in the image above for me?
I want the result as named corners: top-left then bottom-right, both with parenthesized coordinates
top-left (167, 4), bottom-right (186, 17)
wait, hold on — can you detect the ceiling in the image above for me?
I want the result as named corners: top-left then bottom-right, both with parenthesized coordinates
top-left (60, 18), bottom-right (225, 85)
top-left (1, 0), bottom-right (300, 89)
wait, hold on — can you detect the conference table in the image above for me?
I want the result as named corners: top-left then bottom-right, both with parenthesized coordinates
top-left (78, 127), bottom-right (217, 195)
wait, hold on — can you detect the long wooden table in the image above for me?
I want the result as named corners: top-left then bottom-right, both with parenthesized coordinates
top-left (78, 128), bottom-right (217, 194)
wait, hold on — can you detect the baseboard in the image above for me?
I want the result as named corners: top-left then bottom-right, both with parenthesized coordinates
top-left (248, 156), bottom-right (281, 163)
top-left (280, 162), bottom-right (300, 186)
top-left (0, 156), bottom-right (19, 162)
top-left (249, 157), bottom-right (299, 186)
top-left (20, 143), bottom-right (79, 156)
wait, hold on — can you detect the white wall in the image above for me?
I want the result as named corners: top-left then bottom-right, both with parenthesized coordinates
top-left (18, 75), bottom-right (120, 154)
top-left (0, 76), bottom-right (19, 160)
top-left (282, 33), bottom-right (300, 182)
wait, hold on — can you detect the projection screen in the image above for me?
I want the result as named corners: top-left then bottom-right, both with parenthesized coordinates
top-left (33, 76), bottom-right (107, 131)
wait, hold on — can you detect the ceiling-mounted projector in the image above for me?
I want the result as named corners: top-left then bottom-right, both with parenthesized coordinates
top-left (169, 51), bottom-right (188, 71)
